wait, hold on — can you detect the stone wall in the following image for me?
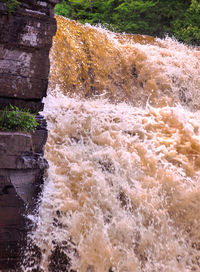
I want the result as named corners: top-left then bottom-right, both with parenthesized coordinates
top-left (0, 0), bottom-right (61, 270)
top-left (0, 0), bottom-right (60, 112)
top-left (0, 122), bottom-right (48, 270)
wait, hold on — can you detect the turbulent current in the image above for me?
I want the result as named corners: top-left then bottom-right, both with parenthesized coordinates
top-left (23, 16), bottom-right (200, 272)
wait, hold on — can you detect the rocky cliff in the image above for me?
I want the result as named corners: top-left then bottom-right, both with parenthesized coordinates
top-left (0, 0), bottom-right (61, 270)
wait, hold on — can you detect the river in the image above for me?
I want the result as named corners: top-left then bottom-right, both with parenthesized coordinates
top-left (23, 16), bottom-right (200, 272)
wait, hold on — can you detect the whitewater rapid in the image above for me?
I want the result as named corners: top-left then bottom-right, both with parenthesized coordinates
top-left (22, 16), bottom-right (200, 272)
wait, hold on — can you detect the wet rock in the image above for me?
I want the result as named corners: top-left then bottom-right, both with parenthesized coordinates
top-left (0, 1), bottom-right (61, 270)
top-left (20, 153), bottom-right (48, 169)
top-left (48, 245), bottom-right (72, 272)
top-left (0, 0), bottom-right (61, 112)
top-left (0, 129), bottom-right (48, 269)
top-left (98, 160), bottom-right (115, 174)
top-left (0, 172), bottom-right (27, 270)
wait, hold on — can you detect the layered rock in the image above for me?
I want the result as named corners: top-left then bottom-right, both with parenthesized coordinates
top-left (0, 0), bottom-right (61, 270)
top-left (0, 123), bottom-right (48, 270)
top-left (0, 0), bottom-right (60, 112)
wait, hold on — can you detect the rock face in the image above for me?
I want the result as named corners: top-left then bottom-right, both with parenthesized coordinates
top-left (0, 125), bottom-right (48, 270)
top-left (0, 0), bottom-right (61, 270)
top-left (0, 0), bottom-right (60, 112)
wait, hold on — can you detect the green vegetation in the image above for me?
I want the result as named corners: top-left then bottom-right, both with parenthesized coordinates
top-left (173, 0), bottom-right (200, 45)
top-left (3, 0), bottom-right (20, 13)
top-left (55, 0), bottom-right (200, 45)
top-left (0, 105), bottom-right (38, 132)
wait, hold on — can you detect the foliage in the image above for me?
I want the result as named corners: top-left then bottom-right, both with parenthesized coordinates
top-left (55, 0), bottom-right (200, 45)
top-left (55, 0), bottom-right (71, 18)
top-left (2, 0), bottom-right (20, 13)
top-left (111, 0), bottom-right (157, 34)
top-left (173, 0), bottom-right (200, 45)
top-left (0, 105), bottom-right (38, 132)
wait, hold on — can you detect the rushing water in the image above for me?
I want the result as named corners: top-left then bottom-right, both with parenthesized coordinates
top-left (23, 16), bottom-right (200, 272)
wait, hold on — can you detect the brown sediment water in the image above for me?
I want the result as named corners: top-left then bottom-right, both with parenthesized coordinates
top-left (22, 16), bottom-right (200, 272)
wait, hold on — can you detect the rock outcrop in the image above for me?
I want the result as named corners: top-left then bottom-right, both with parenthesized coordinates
top-left (0, 0), bottom-right (61, 270)
top-left (0, 122), bottom-right (48, 270)
top-left (0, 0), bottom-right (60, 112)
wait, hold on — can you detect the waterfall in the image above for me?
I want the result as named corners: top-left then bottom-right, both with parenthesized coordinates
top-left (23, 16), bottom-right (200, 272)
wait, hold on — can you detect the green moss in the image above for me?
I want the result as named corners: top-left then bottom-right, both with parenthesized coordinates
top-left (0, 105), bottom-right (38, 132)
top-left (3, 0), bottom-right (20, 13)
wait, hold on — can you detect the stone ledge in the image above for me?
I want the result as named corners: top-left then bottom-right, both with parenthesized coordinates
top-left (0, 13), bottom-right (57, 49)
top-left (0, 0), bottom-right (61, 18)
top-left (0, 0), bottom-right (60, 114)
top-left (0, 74), bottom-right (48, 99)
top-left (0, 114), bottom-right (48, 169)
top-left (0, 47), bottom-right (50, 80)
top-left (0, 97), bottom-right (44, 113)
top-left (0, 132), bottom-right (32, 155)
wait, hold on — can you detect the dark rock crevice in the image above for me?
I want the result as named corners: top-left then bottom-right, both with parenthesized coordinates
top-left (0, 97), bottom-right (44, 112)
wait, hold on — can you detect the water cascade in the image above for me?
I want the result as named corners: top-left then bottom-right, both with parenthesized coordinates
top-left (23, 16), bottom-right (200, 272)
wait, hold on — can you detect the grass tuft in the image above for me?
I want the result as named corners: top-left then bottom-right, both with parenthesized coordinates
top-left (0, 105), bottom-right (38, 132)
